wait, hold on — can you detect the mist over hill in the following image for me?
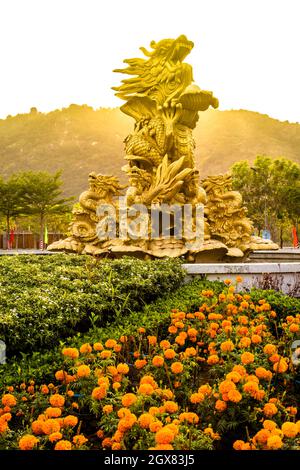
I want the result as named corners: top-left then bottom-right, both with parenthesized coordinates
top-left (0, 104), bottom-right (299, 197)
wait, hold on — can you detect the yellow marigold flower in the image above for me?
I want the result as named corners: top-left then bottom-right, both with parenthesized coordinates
top-left (263, 403), bottom-right (278, 417)
top-left (54, 440), bottom-right (72, 450)
top-left (73, 434), bottom-right (88, 446)
top-left (80, 343), bottom-right (92, 354)
top-left (228, 389), bottom-right (242, 403)
top-left (134, 359), bottom-right (147, 369)
top-left (170, 362), bottom-right (183, 374)
top-left (49, 394), bottom-right (65, 408)
top-left (138, 413), bottom-right (154, 429)
top-left (266, 435), bottom-right (283, 450)
top-left (207, 354), bottom-right (219, 365)
top-left (116, 363), bottom-right (129, 374)
top-left (147, 335), bottom-right (157, 346)
top-left (92, 385), bottom-right (107, 400)
top-left (42, 419), bottom-right (61, 435)
top-left (221, 340), bottom-right (234, 352)
top-left (281, 422), bottom-right (298, 438)
top-left (99, 350), bottom-right (112, 359)
top-left (152, 356), bottom-right (164, 367)
top-left (1, 394), bottom-right (16, 407)
top-left (190, 393), bottom-right (205, 404)
top-left (62, 347), bottom-right (79, 359)
top-left (45, 407), bottom-right (62, 418)
top-left (263, 344), bottom-right (277, 355)
top-left (241, 352), bottom-right (255, 365)
top-left (150, 420), bottom-right (163, 432)
top-left (273, 359), bottom-right (288, 373)
top-left (121, 393), bottom-right (137, 407)
top-left (77, 365), bottom-right (91, 378)
top-left (155, 427), bottom-right (175, 445)
top-left (49, 432), bottom-right (62, 442)
top-left (19, 434), bottom-right (39, 450)
top-left (164, 401), bottom-right (179, 413)
top-left (63, 415), bottom-right (78, 428)
top-left (41, 385), bottom-right (49, 394)
top-left (215, 400), bottom-right (227, 412)
top-left (138, 383), bottom-right (154, 395)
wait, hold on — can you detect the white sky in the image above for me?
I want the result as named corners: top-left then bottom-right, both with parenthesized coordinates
top-left (0, 0), bottom-right (299, 122)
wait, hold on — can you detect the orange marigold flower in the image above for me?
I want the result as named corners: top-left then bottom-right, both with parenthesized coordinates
top-left (273, 359), bottom-right (288, 373)
top-left (168, 326), bottom-right (178, 334)
top-left (215, 400), bottom-right (227, 412)
top-left (147, 336), bottom-right (157, 346)
top-left (289, 323), bottom-right (299, 333)
top-left (255, 367), bottom-right (272, 380)
top-left (92, 386), bottom-right (107, 400)
top-left (179, 412), bottom-right (199, 424)
top-left (114, 344), bottom-right (122, 353)
top-left (164, 401), bottom-right (179, 413)
top-left (160, 340), bottom-right (171, 349)
top-left (267, 435), bottom-right (283, 450)
top-left (152, 356), bottom-right (164, 367)
top-left (226, 371), bottom-right (242, 383)
top-left (263, 344), bottom-right (277, 355)
top-left (103, 405), bottom-right (113, 414)
top-left (263, 420), bottom-right (277, 431)
top-left (105, 339), bottom-right (117, 349)
top-left (236, 276), bottom-right (243, 283)
top-left (241, 352), bottom-right (255, 365)
top-left (251, 334), bottom-right (262, 344)
top-left (113, 382), bottom-right (121, 391)
top-left (281, 422), bottom-right (298, 438)
top-left (221, 340), bottom-right (234, 352)
top-left (93, 342), bottom-right (103, 351)
top-left (107, 366), bottom-right (118, 376)
top-left (228, 389), bottom-right (242, 403)
top-left (138, 327), bottom-right (146, 334)
top-left (224, 279), bottom-right (232, 285)
top-left (49, 394), bottom-right (65, 408)
top-left (117, 363), bottom-right (129, 374)
top-left (77, 365), bottom-right (91, 378)
top-left (1, 394), bottom-right (16, 407)
top-left (135, 359), bottom-right (147, 369)
top-left (42, 419), bottom-right (61, 435)
top-left (190, 392), bottom-right (205, 404)
top-left (233, 440), bottom-right (246, 450)
top-left (99, 350), bottom-right (112, 359)
top-left (207, 354), bottom-right (219, 365)
top-left (120, 335), bottom-right (128, 343)
top-left (198, 384), bottom-right (212, 396)
top-left (45, 407), bottom-right (62, 418)
top-left (121, 393), bottom-right (137, 407)
top-left (219, 380), bottom-right (236, 394)
top-left (170, 362), bottom-right (183, 374)
top-left (55, 370), bottom-right (67, 382)
top-left (155, 427), bottom-right (175, 445)
top-left (150, 420), bottom-right (163, 432)
top-left (138, 383), bottom-right (154, 395)
top-left (254, 429), bottom-right (270, 444)
top-left (19, 434), bottom-right (39, 450)
top-left (31, 420), bottom-right (44, 435)
top-left (41, 385), bottom-right (49, 394)
top-left (62, 347), bottom-right (79, 359)
top-left (79, 343), bottom-right (92, 354)
top-left (286, 406), bottom-right (297, 416)
top-left (263, 403), bottom-right (278, 418)
top-left (164, 349), bottom-right (176, 360)
top-left (73, 434), bottom-right (88, 446)
top-left (54, 440), bottom-right (72, 450)
top-left (63, 415), bottom-right (78, 428)
top-left (49, 432), bottom-right (63, 442)
top-left (138, 413), bottom-right (154, 429)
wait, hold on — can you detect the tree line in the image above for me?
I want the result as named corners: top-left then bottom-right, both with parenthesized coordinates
top-left (231, 156), bottom-right (300, 247)
top-left (0, 171), bottom-right (73, 246)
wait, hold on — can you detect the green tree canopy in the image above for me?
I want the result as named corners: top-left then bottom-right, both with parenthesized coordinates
top-left (0, 174), bottom-right (26, 242)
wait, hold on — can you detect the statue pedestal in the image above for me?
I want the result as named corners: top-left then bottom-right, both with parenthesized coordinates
top-left (183, 262), bottom-right (300, 297)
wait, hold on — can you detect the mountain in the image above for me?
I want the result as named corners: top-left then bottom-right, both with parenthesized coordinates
top-left (0, 104), bottom-right (299, 197)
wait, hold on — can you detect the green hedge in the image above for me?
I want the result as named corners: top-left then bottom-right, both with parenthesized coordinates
top-left (0, 254), bottom-right (185, 355)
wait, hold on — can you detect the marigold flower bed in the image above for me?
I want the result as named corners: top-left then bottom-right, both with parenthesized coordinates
top-left (1, 277), bottom-right (300, 450)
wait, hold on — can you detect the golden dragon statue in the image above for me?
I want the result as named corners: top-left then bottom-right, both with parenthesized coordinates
top-left (48, 35), bottom-right (278, 260)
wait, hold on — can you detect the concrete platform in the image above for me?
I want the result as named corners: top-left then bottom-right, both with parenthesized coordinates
top-left (249, 248), bottom-right (300, 263)
top-left (182, 262), bottom-right (300, 297)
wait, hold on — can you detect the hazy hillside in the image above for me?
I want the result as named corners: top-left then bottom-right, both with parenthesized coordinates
top-left (0, 104), bottom-right (299, 197)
